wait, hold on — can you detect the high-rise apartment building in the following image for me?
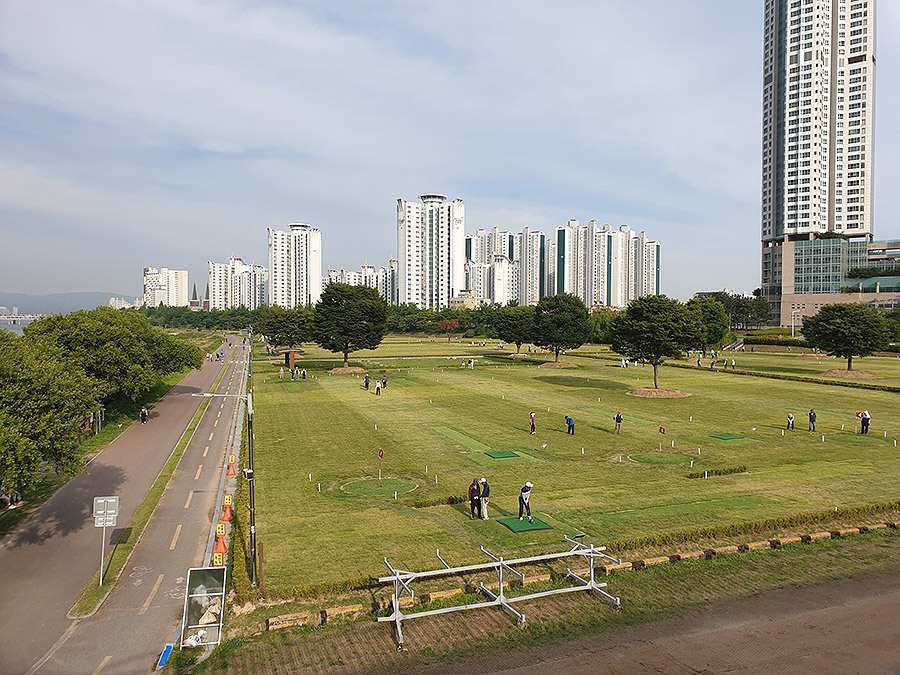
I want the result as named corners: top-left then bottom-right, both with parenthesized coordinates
top-left (397, 194), bottom-right (465, 309)
top-left (267, 223), bottom-right (323, 308)
top-left (208, 256), bottom-right (268, 311)
top-left (761, 0), bottom-right (875, 323)
top-left (142, 267), bottom-right (189, 307)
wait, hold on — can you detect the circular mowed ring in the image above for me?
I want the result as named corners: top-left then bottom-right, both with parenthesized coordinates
top-left (339, 477), bottom-right (419, 498)
top-left (628, 453), bottom-right (692, 465)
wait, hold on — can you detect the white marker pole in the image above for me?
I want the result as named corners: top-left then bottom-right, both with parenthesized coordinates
top-left (690, 460), bottom-right (694, 468)
top-left (619, 455), bottom-right (622, 463)
top-left (425, 465), bottom-right (428, 473)
top-left (704, 471), bottom-right (708, 479)
top-left (318, 483), bottom-right (321, 492)
top-left (698, 448), bottom-right (701, 455)
top-left (435, 474), bottom-right (438, 484)
top-left (309, 473), bottom-right (312, 481)
top-left (822, 435), bottom-right (825, 442)
top-left (581, 448), bottom-right (584, 455)
top-left (394, 491), bottom-right (397, 500)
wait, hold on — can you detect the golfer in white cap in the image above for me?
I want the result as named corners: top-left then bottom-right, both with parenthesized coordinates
top-left (519, 481), bottom-right (534, 523)
top-left (479, 477), bottom-right (490, 519)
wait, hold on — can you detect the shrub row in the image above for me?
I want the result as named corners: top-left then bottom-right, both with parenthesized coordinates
top-left (686, 465), bottom-right (747, 479)
top-left (742, 335), bottom-right (808, 347)
top-left (604, 500), bottom-right (900, 553)
top-left (411, 494), bottom-right (466, 508)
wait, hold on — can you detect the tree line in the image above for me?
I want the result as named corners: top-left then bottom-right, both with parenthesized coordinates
top-left (0, 308), bottom-right (202, 492)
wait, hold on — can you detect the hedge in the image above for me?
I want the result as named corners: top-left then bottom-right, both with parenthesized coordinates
top-left (686, 465), bottom-right (747, 479)
top-left (742, 335), bottom-right (808, 347)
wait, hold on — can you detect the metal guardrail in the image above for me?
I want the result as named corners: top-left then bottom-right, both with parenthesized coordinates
top-left (378, 536), bottom-right (621, 648)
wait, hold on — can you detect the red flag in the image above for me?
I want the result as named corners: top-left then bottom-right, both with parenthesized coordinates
top-left (379, 448), bottom-right (384, 458)
top-left (659, 426), bottom-right (666, 434)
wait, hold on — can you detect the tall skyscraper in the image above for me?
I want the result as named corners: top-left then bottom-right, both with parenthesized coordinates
top-left (397, 194), bottom-right (465, 309)
top-left (208, 256), bottom-right (268, 311)
top-left (267, 223), bottom-right (323, 308)
top-left (761, 0), bottom-right (875, 321)
top-left (142, 267), bottom-right (189, 307)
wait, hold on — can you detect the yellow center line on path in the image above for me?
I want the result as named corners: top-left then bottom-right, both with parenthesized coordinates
top-left (220, 402), bottom-right (224, 409)
top-left (170, 525), bottom-right (182, 550)
top-left (217, 411), bottom-right (221, 418)
top-left (184, 491), bottom-right (194, 509)
top-left (203, 446), bottom-right (209, 457)
top-left (208, 433), bottom-right (214, 441)
top-left (139, 574), bottom-right (165, 615)
top-left (90, 656), bottom-right (112, 675)
top-left (214, 420), bottom-right (218, 427)
top-left (194, 466), bottom-right (202, 480)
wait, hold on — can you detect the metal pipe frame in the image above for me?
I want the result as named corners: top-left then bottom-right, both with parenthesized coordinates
top-left (378, 538), bottom-right (622, 647)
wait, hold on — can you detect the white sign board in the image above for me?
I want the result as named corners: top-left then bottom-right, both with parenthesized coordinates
top-left (93, 496), bottom-right (119, 529)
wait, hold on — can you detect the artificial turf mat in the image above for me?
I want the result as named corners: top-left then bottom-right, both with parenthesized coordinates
top-left (498, 517), bottom-right (552, 533)
top-left (435, 426), bottom-right (491, 451)
top-left (710, 434), bottom-right (743, 440)
top-left (486, 450), bottom-right (519, 459)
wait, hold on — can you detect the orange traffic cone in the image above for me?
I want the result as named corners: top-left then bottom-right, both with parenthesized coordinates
top-left (222, 502), bottom-right (233, 522)
top-left (226, 453), bottom-right (236, 477)
top-left (214, 533), bottom-right (227, 556)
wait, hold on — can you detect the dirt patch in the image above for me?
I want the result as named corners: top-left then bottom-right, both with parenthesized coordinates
top-left (328, 367), bottom-right (368, 374)
top-left (822, 369), bottom-right (883, 380)
top-left (800, 353), bottom-right (833, 359)
top-left (510, 353), bottom-right (530, 359)
top-left (627, 387), bottom-right (691, 398)
top-left (538, 362), bottom-right (577, 368)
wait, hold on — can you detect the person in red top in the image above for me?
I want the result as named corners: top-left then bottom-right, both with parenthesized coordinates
top-left (529, 412), bottom-right (536, 435)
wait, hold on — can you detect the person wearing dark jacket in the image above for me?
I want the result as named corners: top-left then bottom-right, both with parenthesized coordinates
top-left (479, 478), bottom-right (490, 519)
top-left (468, 479), bottom-right (481, 520)
top-left (518, 482), bottom-right (534, 523)
top-left (809, 409), bottom-right (816, 432)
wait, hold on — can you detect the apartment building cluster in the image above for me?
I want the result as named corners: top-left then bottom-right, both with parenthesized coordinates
top-left (143, 195), bottom-right (660, 312)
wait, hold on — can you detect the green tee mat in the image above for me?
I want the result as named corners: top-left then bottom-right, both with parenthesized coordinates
top-left (434, 426), bottom-right (491, 451)
top-left (710, 434), bottom-right (743, 440)
top-left (498, 517), bottom-right (552, 532)
top-left (486, 450), bottom-right (519, 458)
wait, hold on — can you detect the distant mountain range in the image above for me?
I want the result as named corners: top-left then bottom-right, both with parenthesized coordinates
top-left (0, 292), bottom-right (138, 315)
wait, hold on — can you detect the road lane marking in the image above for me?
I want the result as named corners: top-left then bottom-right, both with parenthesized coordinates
top-left (139, 574), bottom-right (165, 615)
top-left (208, 433), bottom-right (214, 441)
top-left (169, 525), bottom-right (182, 550)
top-left (184, 491), bottom-right (194, 509)
top-left (203, 446), bottom-right (209, 457)
top-left (220, 402), bottom-right (225, 409)
top-left (217, 410), bottom-right (221, 418)
top-left (90, 656), bottom-right (112, 675)
top-left (194, 466), bottom-right (202, 480)
top-left (214, 419), bottom-right (218, 427)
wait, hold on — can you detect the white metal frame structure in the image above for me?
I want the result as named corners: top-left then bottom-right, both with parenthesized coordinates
top-left (378, 536), bottom-right (621, 648)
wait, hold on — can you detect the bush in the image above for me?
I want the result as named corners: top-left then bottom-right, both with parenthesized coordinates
top-left (687, 465), bottom-right (747, 479)
top-left (742, 335), bottom-right (807, 347)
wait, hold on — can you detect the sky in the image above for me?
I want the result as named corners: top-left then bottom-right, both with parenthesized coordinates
top-left (1, 1), bottom-right (898, 301)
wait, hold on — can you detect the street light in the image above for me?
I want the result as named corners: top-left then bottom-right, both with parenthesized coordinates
top-left (791, 309), bottom-right (802, 338)
top-left (192, 385), bottom-right (257, 584)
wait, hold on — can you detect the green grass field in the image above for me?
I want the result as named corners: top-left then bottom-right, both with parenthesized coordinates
top-left (251, 338), bottom-right (900, 589)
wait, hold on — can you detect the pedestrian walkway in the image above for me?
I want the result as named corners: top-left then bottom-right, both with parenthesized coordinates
top-left (0, 353), bottom-right (226, 675)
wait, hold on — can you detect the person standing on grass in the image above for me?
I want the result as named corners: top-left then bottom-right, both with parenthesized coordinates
top-left (787, 412), bottom-right (794, 431)
top-left (519, 482), bottom-right (535, 522)
top-left (731, 359), bottom-right (736, 371)
top-left (614, 412), bottom-right (623, 434)
top-left (279, 367), bottom-right (284, 380)
top-left (382, 375), bottom-right (388, 390)
top-left (479, 478), bottom-right (490, 519)
top-left (809, 409), bottom-right (817, 432)
top-left (565, 415), bottom-right (575, 435)
top-left (140, 406), bottom-right (148, 425)
top-left (468, 478), bottom-right (481, 520)
top-left (375, 381), bottom-right (381, 396)
top-left (364, 374), bottom-right (370, 390)
top-left (862, 410), bottom-right (871, 434)
top-left (530, 412), bottom-right (536, 435)
top-left (302, 368), bottom-right (306, 380)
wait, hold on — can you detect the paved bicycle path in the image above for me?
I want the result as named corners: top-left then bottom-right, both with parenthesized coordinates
top-left (34, 345), bottom-right (248, 674)
top-left (0, 355), bottom-right (225, 675)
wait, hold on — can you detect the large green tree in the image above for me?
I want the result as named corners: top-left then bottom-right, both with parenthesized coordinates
top-left (494, 304), bottom-right (535, 354)
top-left (802, 303), bottom-right (890, 370)
top-left (686, 297), bottom-right (730, 350)
top-left (609, 295), bottom-right (701, 388)
top-left (254, 306), bottom-right (312, 348)
top-left (532, 294), bottom-right (590, 363)
top-left (0, 335), bottom-right (102, 489)
top-left (313, 283), bottom-right (388, 367)
top-left (25, 308), bottom-right (202, 401)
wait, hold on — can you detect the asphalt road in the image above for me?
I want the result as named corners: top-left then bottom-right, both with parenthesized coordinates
top-left (0, 345), bottom-right (242, 674)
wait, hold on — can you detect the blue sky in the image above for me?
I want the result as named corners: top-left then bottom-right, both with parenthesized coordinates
top-left (1, 1), bottom-right (898, 300)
